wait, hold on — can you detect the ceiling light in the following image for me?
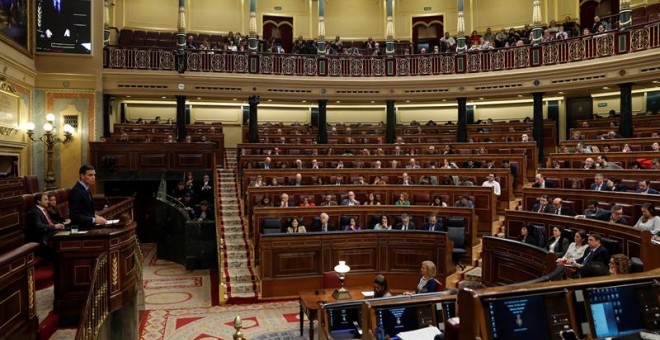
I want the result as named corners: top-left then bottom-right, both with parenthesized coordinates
top-left (442, 99), bottom-right (447, 102)
top-left (479, 97), bottom-right (484, 100)
top-left (126, 95), bottom-right (131, 98)
top-left (267, 99), bottom-right (272, 102)
top-left (517, 94), bottom-right (523, 97)
top-left (370, 101), bottom-right (375, 103)
top-left (558, 91), bottom-right (564, 94)
top-left (161, 96), bottom-right (166, 99)
top-left (602, 86), bottom-right (609, 90)
top-left (652, 80), bottom-right (659, 84)
top-left (406, 100), bottom-right (411, 103)
top-left (302, 100), bottom-right (307, 103)
top-left (232, 98), bottom-right (237, 101)
top-left (336, 101), bottom-right (341, 103)
top-left (197, 97), bottom-right (202, 100)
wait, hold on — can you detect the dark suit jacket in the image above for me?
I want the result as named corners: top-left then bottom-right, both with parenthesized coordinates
top-left (585, 209), bottom-right (610, 221)
top-left (195, 208), bottom-right (215, 221)
top-left (69, 181), bottom-right (96, 228)
top-left (276, 201), bottom-right (296, 208)
top-left (394, 221), bottom-right (416, 230)
top-left (546, 236), bottom-right (570, 257)
top-left (532, 181), bottom-right (557, 188)
top-left (531, 203), bottom-right (552, 213)
top-left (577, 245), bottom-right (609, 267)
top-left (553, 206), bottom-right (576, 216)
top-left (636, 188), bottom-right (659, 194)
top-left (590, 183), bottom-right (610, 191)
top-left (41, 0), bottom-right (75, 39)
top-left (518, 234), bottom-right (539, 247)
top-left (311, 223), bottom-right (336, 232)
top-left (423, 221), bottom-right (445, 232)
top-left (27, 207), bottom-right (59, 244)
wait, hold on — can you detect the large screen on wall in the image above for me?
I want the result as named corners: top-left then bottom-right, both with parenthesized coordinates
top-left (36, 0), bottom-right (91, 54)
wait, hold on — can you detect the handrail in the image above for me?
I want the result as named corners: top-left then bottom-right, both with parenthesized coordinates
top-left (75, 253), bottom-right (109, 340)
top-left (103, 20), bottom-right (660, 76)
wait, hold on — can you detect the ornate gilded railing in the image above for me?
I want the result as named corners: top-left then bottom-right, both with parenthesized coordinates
top-left (75, 253), bottom-right (109, 340)
top-left (104, 21), bottom-right (659, 76)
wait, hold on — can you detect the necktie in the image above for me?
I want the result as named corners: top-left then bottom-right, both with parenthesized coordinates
top-left (322, 225), bottom-right (327, 232)
top-left (596, 184), bottom-right (601, 191)
top-left (556, 209), bottom-right (561, 215)
top-left (430, 225), bottom-right (434, 231)
top-left (402, 225), bottom-right (407, 230)
top-left (42, 208), bottom-right (54, 224)
top-left (538, 205), bottom-right (544, 213)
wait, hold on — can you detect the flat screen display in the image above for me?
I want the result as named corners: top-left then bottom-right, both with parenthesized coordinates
top-left (375, 304), bottom-right (434, 339)
top-left (328, 305), bottom-right (361, 332)
top-left (585, 281), bottom-right (660, 338)
top-left (36, 0), bottom-right (91, 53)
top-left (483, 290), bottom-right (570, 340)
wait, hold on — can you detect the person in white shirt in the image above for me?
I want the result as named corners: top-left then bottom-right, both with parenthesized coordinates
top-left (557, 231), bottom-right (589, 264)
top-left (481, 173), bottom-right (501, 196)
top-left (634, 203), bottom-right (660, 233)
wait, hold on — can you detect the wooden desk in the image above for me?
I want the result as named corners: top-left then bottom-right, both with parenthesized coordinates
top-left (52, 219), bottom-right (138, 325)
top-left (299, 286), bottom-right (373, 340)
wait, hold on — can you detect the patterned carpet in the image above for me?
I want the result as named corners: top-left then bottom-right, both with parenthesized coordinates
top-left (139, 301), bottom-right (304, 340)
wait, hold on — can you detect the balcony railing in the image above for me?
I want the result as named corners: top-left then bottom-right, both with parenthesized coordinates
top-left (103, 21), bottom-right (660, 77)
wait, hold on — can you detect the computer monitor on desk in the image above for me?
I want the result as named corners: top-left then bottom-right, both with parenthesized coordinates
top-left (482, 290), bottom-right (572, 340)
top-left (580, 280), bottom-right (660, 339)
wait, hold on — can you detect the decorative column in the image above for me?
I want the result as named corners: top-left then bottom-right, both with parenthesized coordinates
top-left (317, 0), bottom-right (327, 55)
top-left (618, 83), bottom-right (634, 138)
top-left (385, 0), bottom-right (395, 56)
top-left (103, 0), bottom-right (111, 46)
top-left (386, 100), bottom-right (396, 143)
top-left (619, 0), bottom-right (632, 30)
top-left (456, 0), bottom-right (467, 53)
top-left (248, 96), bottom-right (260, 143)
top-left (457, 98), bottom-right (467, 142)
top-left (176, 0), bottom-right (187, 73)
top-left (248, 0), bottom-right (259, 52)
top-left (102, 94), bottom-right (112, 137)
top-left (176, 96), bottom-right (187, 141)
top-left (531, 0), bottom-right (543, 45)
top-left (532, 92), bottom-right (545, 164)
top-left (318, 100), bottom-right (328, 144)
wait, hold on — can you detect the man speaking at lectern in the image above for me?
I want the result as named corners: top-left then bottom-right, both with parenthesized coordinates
top-left (69, 165), bottom-right (106, 228)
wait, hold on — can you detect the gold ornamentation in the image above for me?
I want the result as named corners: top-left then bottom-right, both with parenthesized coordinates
top-left (111, 252), bottom-right (119, 290)
top-left (27, 267), bottom-right (35, 317)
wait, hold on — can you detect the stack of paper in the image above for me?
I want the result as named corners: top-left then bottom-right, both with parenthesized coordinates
top-left (397, 326), bottom-right (441, 339)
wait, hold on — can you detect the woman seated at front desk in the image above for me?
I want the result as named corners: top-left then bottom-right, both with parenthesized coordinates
top-left (405, 261), bottom-right (443, 294)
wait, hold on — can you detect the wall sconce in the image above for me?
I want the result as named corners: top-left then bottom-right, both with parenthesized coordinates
top-left (26, 113), bottom-right (75, 190)
top-left (332, 261), bottom-right (351, 300)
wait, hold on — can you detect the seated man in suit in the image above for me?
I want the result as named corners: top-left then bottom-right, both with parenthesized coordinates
top-left (590, 173), bottom-right (610, 191)
top-left (576, 200), bottom-right (610, 220)
top-left (69, 165), bottom-right (106, 228)
top-left (196, 174), bottom-right (213, 202)
top-left (395, 213), bottom-right (416, 230)
top-left (340, 191), bottom-right (360, 206)
top-left (551, 198), bottom-right (576, 216)
top-left (398, 172), bottom-right (412, 185)
top-left (636, 179), bottom-right (659, 194)
top-left (289, 173), bottom-right (305, 186)
top-left (195, 200), bottom-right (215, 222)
top-left (320, 194), bottom-right (338, 206)
top-left (607, 205), bottom-right (628, 225)
top-left (454, 194), bottom-right (474, 208)
top-left (27, 193), bottom-right (67, 246)
top-left (532, 173), bottom-right (556, 188)
top-left (531, 195), bottom-right (552, 213)
top-left (261, 157), bottom-right (273, 169)
top-left (569, 233), bottom-right (610, 278)
top-left (424, 214), bottom-right (445, 232)
top-left (276, 193), bottom-right (295, 208)
top-left (311, 212), bottom-right (336, 232)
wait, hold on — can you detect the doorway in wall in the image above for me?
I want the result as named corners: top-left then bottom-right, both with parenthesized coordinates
top-left (262, 15), bottom-right (293, 53)
top-left (412, 15), bottom-right (444, 54)
top-left (580, 0), bottom-right (619, 33)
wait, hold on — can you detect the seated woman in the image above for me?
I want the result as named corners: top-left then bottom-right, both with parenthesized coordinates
top-left (373, 275), bottom-right (392, 298)
top-left (256, 196), bottom-right (273, 207)
top-left (374, 215), bottom-right (392, 230)
top-left (394, 192), bottom-right (410, 206)
top-left (47, 193), bottom-right (70, 225)
top-left (634, 203), bottom-right (660, 233)
top-left (344, 217), bottom-right (361, 231)
top-left (517, 224), bottom-right (538, 246)
top-left (287, 218), bottom-right (306, 233)
top-left (363, 193), bottom-right (381, 206)
top-left (430, 196), bottom-right (447, 207)
top-left (405, 261), bottom-right (441, 294)
top-left (373, 176), bottom-right (387, 185)
top-left (299, 196), bottom-right (316, 207)
top-left (556, 230), bottom-right (589, 264)
top-left (546, 226), bottom-right (570, 257)
top-left (609, 254), bottom-right (631, 275)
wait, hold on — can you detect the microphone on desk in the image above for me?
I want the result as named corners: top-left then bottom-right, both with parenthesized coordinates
top-left (103, 197), bottom-right (111, 210)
